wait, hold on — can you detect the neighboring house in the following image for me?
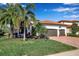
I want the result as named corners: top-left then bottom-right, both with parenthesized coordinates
top-left (40, 20), bottom-right (79, 37)
top-left (58, 20), bottom-right (79, 26)
top-left (58, 20), bottom-right (79, 34)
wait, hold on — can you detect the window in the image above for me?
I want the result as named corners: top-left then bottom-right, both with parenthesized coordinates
top-left (59, 26), bottom-right (61, 28)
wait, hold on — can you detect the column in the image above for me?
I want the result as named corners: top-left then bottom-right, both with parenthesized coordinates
top-left (65, 29), bottom-right (67, 36)
top-left (57, 29), bottom-right (59, 37)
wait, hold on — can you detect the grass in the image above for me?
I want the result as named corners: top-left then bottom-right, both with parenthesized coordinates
top-left (0, 37), bottom-right (77, 56)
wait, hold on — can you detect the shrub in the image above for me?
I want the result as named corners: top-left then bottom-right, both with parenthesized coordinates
top-left (0, 29), bottom-right (5, 37)
top-left (67, 33), bottom-right (79, 37)
top-left (39, 34), bottom-right (48, 39)
top-left (71, 22), bottom-right (79, 35)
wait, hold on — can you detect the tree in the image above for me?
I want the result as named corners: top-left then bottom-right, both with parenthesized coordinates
top-left (15, 3), bottom-right (36, 41)
top-left (0, 3), bottom-right (36, 40)
top-left (0, 4), bottom-right (18, 38)
top-left (34, 21), bottom-right (47, 38)
top-left (71, 22), bottom-right (79, 35)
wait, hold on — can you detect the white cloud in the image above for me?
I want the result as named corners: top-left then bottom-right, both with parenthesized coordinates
top-left (63, 3), bottom-right (79, 6)
top-left (1, 3), bottom-right (7, 5)
top-left (63, 15), bottom-right (79, 18)
top-left (70, 15), bottom-right (79, 18)
top-left (44, 9), bottom-right (48, 11)
top-left (52, 7), bottom-right (77, 12)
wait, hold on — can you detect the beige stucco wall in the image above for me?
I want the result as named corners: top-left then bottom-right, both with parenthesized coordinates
top-left (63, 22), bottom-right (72, 25)
top-left (66, 28), bottom-right (71, 33)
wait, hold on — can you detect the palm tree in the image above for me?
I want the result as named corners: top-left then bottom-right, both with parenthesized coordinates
top-left (0, 3), bottom-right (36, 40)
top-left (0, 4), bottom-right (17, 38)
top-left (15, 3), bottom-right (36, 40)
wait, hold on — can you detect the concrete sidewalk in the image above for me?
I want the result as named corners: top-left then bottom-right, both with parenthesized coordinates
top-left (47, 49), bottom-right (79, 56)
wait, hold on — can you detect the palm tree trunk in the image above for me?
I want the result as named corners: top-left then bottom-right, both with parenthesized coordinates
top-left (23, 25), bottom-right (26, 41)
top-left (9, 24), bottom-right (13, 38)
top-left (30, 25), bottom-right (32, 36)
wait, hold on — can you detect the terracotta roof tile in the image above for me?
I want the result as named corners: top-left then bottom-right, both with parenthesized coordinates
top-left (58, 20), bottom-right (79, 22)
top-left (40, 20), bottom-right (70, 27)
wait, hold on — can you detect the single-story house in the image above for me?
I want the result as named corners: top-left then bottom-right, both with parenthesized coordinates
top-left (40, 20), bottom-right (79, 37)
top-left (4, 20), bottom-right (79, 37)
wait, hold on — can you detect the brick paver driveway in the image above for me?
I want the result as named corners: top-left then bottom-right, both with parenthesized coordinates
top-left (49, 36), bottom-right (79, 48)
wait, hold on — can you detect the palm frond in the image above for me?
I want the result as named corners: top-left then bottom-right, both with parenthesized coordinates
top-left (26, 3), bottom-right (35, 10)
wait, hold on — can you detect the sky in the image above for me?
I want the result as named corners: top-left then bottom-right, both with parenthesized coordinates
top-left (33, 3), bottom-right (79, 21)
top-left (0, 3), bottom-right (79, 21)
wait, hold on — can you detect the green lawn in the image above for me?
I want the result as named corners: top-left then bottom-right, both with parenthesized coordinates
top-left (0, 37), bottom-right (77, 56)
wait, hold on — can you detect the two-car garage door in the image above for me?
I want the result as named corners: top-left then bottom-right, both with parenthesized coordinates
top-left (47, 29), bottom-right (65, 36)
top-left (47, 29), bottom-right (57, 36)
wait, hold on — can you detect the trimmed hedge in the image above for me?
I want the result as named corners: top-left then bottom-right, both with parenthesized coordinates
top-left (67, 33), bottom-right (79, 37)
